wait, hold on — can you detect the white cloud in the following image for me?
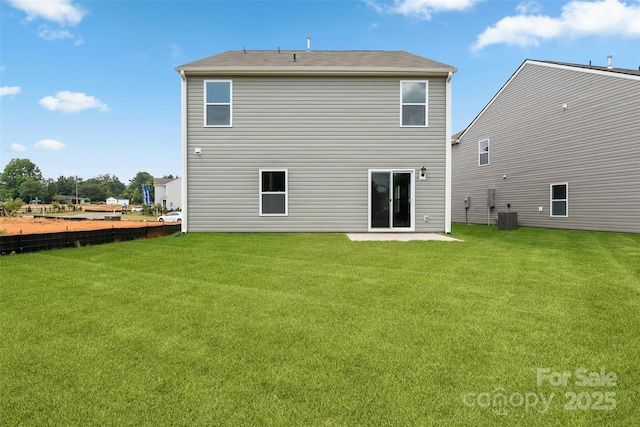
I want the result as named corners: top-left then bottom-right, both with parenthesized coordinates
top-left (516, 1), bottom-right (543, 15)
top-left (561, 0), bottom-right (640, 35)
top-left (11, 143), bottom-right (27, 152)
top-left (35, 139), bottom-right (66, 151)
top-left (474, 0), bottom-right (640, 50)
top-left (38, 26), bottom-right (73, 40)
top-left (39, 91), bottom-right (109, 113)
top-left (6, 0), bottom-right (86, 26)
top-left (367, 0), bottom-right (480, 20)
top-left (37, 25), bottom-right (83, 44)
top-left (474, 15), bottom-right (563, 49)
top-left (1, 86), bottom-right (22, 96)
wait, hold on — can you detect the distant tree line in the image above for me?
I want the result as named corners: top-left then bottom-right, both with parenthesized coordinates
top-left (0, 158), bottom-right (176, 205)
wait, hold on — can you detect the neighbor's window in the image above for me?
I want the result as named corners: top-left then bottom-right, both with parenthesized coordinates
top-left (260, 170), bottom-right (288, 216)
top-left (478, 139), bottom-right (490, 166)
top-left (550, 183), bottom-right (568, 217)
top-left (205, 80), bottom-right (232, 126)
top-left (401, 81), bottom-right (428, 127)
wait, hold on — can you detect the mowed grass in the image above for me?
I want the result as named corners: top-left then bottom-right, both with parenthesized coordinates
top-left (1, 225), bottom-right (638, 426)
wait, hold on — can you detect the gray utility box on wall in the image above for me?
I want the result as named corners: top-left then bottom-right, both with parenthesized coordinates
top-left (487, 189), bottom-right (496, 208)
top-left (497, 212), bottom-right (518, 230)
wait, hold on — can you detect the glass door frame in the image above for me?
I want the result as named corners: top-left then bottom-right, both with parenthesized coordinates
top-left (368, 169), bottom-right (415, 232)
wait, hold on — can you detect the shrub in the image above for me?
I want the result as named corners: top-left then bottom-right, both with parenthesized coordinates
top-left (1, 198), bottom-right (24, 216)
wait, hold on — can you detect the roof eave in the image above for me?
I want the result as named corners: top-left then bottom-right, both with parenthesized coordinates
top-left (176, 66), bottom-right (457, 77)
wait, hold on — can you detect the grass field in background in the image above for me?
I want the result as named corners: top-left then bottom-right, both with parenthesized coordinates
top-left (1, 225), bottom-right (638, 426)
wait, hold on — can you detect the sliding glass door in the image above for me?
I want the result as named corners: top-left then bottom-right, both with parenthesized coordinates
top-left (369, 170), bottom-right (414, 231)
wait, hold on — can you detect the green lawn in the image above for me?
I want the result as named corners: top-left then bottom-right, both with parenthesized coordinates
top-left (1, 225), bottom-right (638, 426)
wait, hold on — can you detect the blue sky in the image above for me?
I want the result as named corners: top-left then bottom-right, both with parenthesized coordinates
top-left (1, 0), bottom-right (639, 184)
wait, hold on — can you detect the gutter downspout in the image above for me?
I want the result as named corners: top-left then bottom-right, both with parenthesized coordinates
top-left (445, 71), bottom-right (453, 234)
top-left (179, 69), bottom-right (188, 233)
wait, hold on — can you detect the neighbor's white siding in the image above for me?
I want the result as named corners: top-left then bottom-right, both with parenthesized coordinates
top-left (186, 76), bottom-right (449, 232)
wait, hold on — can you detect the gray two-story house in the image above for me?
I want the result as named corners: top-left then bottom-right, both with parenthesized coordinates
top-left (176, 50), bottom-right (456, 233)
top-left (452, 59), bottom-right (640, 233)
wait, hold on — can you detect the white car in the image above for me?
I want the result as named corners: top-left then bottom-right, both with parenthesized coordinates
top-left (131, 206), bottom-right (143, 212)
top-left (157, 212), bottom-right (182, 222)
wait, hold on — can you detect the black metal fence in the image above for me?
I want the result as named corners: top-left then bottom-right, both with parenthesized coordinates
top-left (0, 224), bottom-right (181, 255)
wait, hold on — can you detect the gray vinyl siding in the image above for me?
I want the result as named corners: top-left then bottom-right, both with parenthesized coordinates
top-left (452, 62), bottom-right (640, 233)
top-left (186, 76), bottom-right (448, 232)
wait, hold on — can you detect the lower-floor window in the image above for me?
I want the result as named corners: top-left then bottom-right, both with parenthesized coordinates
top-left (260, 169), bottom-right (288, 216)
top-left (550, 183), bottom-right (568, 217)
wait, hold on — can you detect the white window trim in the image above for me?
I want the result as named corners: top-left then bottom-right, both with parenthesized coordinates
top-left (550, 182), bottom-right (568, 217)
top-left (478, 138), bottom-right (490, 166)
top-left (259, 169), bottom-right (288, 217)
top-left (204, 80), bottom-right (232, 127)
top-left (400, 80), bottom-right (428, 128)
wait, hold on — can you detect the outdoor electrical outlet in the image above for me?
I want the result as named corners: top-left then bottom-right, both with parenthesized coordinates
top-left (423, 215), bottom-right (429, 222)
top-left (538, 206), bottom-right (543, 212)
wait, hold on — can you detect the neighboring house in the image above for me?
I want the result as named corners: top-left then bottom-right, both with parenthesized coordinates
top-left (176, 49), bottom-right (456, 233)
top-left (154, 177), bottom-right (182, 210)
top-left (106, 197), bottom-right (130, 206)
top-left (452, 59), bottom-right (640, 233)
top-left (58, 195), bottom-right (86, 205)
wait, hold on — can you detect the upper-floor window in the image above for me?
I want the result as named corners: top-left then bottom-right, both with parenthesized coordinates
top-left (205, 80), bottom-right (232, 127)
top-left (550, 183), bottom-right (568, 217)
top-left (260, 169), bottom-right (288, 216)
top-left (478, 139), bottom-right (490, 166)
top-left (401, 81), bottom-right (428, 127)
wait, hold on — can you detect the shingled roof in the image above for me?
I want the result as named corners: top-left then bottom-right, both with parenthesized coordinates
top-left (154, 178), bottom-right (176, 186)
top-left (537, 60), bottom-right (640, 77)
top-left (176, 50), bottom-right (457, 76)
